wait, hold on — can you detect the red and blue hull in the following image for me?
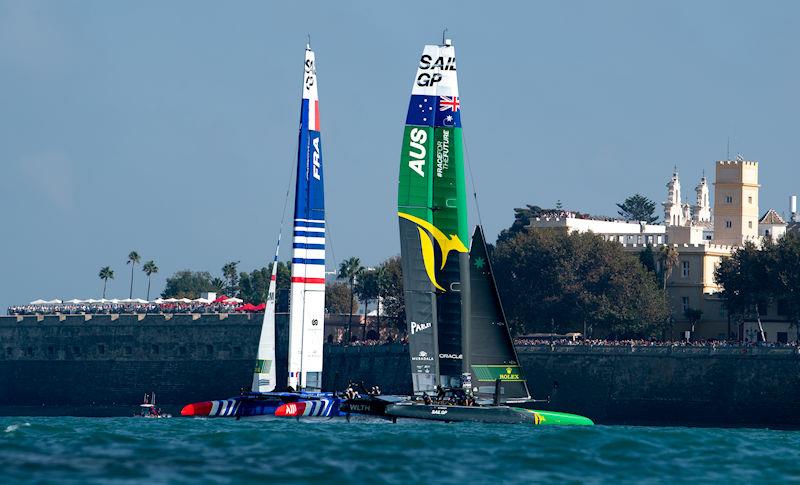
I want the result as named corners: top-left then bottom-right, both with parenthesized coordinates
top-left (180, 392), bottom-right (342, 418)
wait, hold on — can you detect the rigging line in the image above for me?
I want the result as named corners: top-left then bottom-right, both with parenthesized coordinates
top-left (461, 122), bottom-right (484, 229)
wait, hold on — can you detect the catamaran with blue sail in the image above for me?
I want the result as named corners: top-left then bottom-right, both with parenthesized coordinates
top-left (181, 44), bottom-right (341, 419)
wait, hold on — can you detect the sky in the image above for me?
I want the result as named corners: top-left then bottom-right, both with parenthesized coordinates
top-left (1, 0), bottom-right (799, 310)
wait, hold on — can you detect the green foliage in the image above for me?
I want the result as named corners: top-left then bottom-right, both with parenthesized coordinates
top-left (685, 307), bottom-right (703, 331)
top-left (126, 250), bottom-right (141, 299)
top-left (222, 261), bottom-right (240, 297)
top-left (496, 205), bottom-right (546, 244)
top-left (161, 270), bottom-right (217, 299)
top-left (355, 268), bottom-right (380, 309)
top-left (338, 256), bottom-right (364, 341)
top-left (638, 245), bottom-right (657, 277)
top-left (617, 194), bottom-right (659, 223)
top-left (326, 281), bottom-right (358, 315)
top-left (142, 260), bottom-right (159, 301)
top-left (715, 239), bottom-right (780, 320)
top-left (657, 245), bottom-right (679, 291)
top-left (493, 230), bottom-right (670, 338)
top-left (377, 256), bottom-right (404, 327)
top-left (238, 262), bottom-right (291, 312)
top-left (98, 266), bottom-right (114, 299)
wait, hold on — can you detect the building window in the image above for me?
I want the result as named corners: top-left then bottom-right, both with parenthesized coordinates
top-left (179, 346), bottom-right (187, 356)
top-left (748, 221), bottom-right (753, 229)
top-left (26, 347), bottom-right (33, 357)
top-left (682, 261), bottom-right (690, 278)
top-left (206, 345), bottom-right (214, 356)
top-left (125, 346), bottom-right (132, 355)
top-left (152, 345), bottom-right (160, 355)
top-left (98, 344), bottom-right (105, 355)
top-left (5, 347), bottom-right (11, 357)
top-left (725, 196), bottom-right (733, 204)
top-left (748, 196), bottom-right (753, 204)
top-left (725, 220), bottom-right (732, 228)
top-left (73, 346), bottom-right (81, 356)
top-left (682, 297), bottom-right (689, 312)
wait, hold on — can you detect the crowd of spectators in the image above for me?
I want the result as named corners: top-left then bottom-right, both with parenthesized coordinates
top-left (512, 337), bottom-right (800, 348)
top-left (7, 298), bottom-right (251, 316)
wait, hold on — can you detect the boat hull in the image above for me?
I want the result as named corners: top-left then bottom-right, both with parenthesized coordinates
top-left (180, 392), bottom-right (342, 418)
top-left (385, 402), bottom-right (593, 425)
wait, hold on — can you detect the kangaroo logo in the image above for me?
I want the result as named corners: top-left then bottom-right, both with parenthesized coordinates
top-left (398, 212), bottom-right (468, 291)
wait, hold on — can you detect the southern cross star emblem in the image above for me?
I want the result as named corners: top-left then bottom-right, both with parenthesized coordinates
top-left (473, 256), bottom-right (485, 269)
top-left (506, 367), bottom-right (512, 374)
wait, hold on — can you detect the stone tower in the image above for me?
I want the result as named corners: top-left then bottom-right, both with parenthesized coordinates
top-left (693, 175), bottom-right (712, 223)
top-left (712, 159), bottom-right (760, 245)
top-left (663, 168), bottom-right (685, 226)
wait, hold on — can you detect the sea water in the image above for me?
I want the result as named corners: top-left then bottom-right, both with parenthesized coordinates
top-left (1, 417), bottom-right (799, 484)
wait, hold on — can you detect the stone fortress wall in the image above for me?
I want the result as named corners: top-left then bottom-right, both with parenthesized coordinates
top-left (2, 314), bottom-right (799, 426)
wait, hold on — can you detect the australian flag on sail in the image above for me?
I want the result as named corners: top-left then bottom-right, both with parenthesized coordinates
top-left (406, 95), bottom-right (461, 128)
top-left (435, 95), bottom-right (461, 128)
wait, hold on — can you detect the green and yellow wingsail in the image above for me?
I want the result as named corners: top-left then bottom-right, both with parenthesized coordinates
top-left (398, 40), bottom-right (469, 392)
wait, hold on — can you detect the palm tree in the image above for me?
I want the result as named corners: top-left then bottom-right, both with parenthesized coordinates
top-left (127, 251), bottom-right (141, 298)
top-left (658, 245), bottom-right (679, 291)
top-left (338, 256), bottom-right (364, 342)
top-left (99, 266), bottom-right (114, 299)
top-left (222, 261), bottom-right (240, 297)
top-left (142, 260), bottom-right (159, 301)
top-left (355, 268), bottom-right (380, 340)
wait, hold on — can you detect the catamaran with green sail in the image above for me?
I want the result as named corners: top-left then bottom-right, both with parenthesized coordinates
top-left (343, 37), bottom-right (592, 426)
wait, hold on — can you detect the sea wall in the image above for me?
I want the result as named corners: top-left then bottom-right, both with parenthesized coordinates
top-left (2, 314), bottom-right (800, 426)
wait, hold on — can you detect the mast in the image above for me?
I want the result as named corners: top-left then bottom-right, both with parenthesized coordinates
top-left (251, 235), bottom-right (280, 393)
top-left (398, 38), bottom-right (468, 392)
top-left (287, 45), bottom-right (326, 391)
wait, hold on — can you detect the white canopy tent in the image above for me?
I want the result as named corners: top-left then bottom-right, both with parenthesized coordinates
top-left (29, 299), bottom-right (48, 305)
top-left (223, 297), bottom-right (243, 304)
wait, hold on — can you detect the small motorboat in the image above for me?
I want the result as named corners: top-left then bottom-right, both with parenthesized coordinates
top-left (137, 392), bottom-right (171, 418)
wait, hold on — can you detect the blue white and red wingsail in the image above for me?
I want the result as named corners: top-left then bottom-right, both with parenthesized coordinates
top-left (287, 45), bottom-right (326, 390)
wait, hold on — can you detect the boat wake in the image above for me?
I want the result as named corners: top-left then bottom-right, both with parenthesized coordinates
top-left (4, 423), bottom-right (30, 433)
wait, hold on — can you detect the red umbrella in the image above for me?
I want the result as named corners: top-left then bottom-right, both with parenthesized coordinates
top-left (253, 303), bottom-right (266, 311)
top-left (235, 303), bottom-right (259, 312)
top-left (213, 295), bottom-right (229, 303)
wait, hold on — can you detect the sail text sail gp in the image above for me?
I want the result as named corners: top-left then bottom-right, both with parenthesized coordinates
top-left (398, 39), bottom-right (468, 393)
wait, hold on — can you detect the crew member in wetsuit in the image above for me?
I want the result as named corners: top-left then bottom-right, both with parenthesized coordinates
top-left (422, 393), bottom-right (432, 405)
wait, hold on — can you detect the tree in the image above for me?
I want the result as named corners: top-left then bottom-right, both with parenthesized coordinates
top-left (774, 233), bottom-right (800, 325)
top-left (161, 270), bottom-right (216, 299)
top-left (238, 261), bottom-right (291, 311)
top-left (142, 260), bottom-right (159, 301)
top-left (211, 277), bottom-right (226, 294)
top-left (377, 256), bottom-right (404, 331)
top-left (493, 229), bottom-right (669, 338)
top-left (355, 268), bottom-right (380, 339)
top-left (657, 245), bottom-right (679, 291)
top-left (98, 266), bottom-right (114, 299)
top-left (127, 251), bottom-right (141, 298)
top-left (338, 256), bottom-right (364, 342)
top-left (684, 307), bottom-right (703, 338)
top-left (638, 244), bottom-right (657, 277)
top-left (715, 241), bottom-right (774, 342)
top-left (325, 281), bottom-right (358, 315)
top-left (222, 261), bottom-right (240, 297)
top-left (617, 194), bottom-right (659, 223)
top-left (496, 205), bottom-right (545, 244)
